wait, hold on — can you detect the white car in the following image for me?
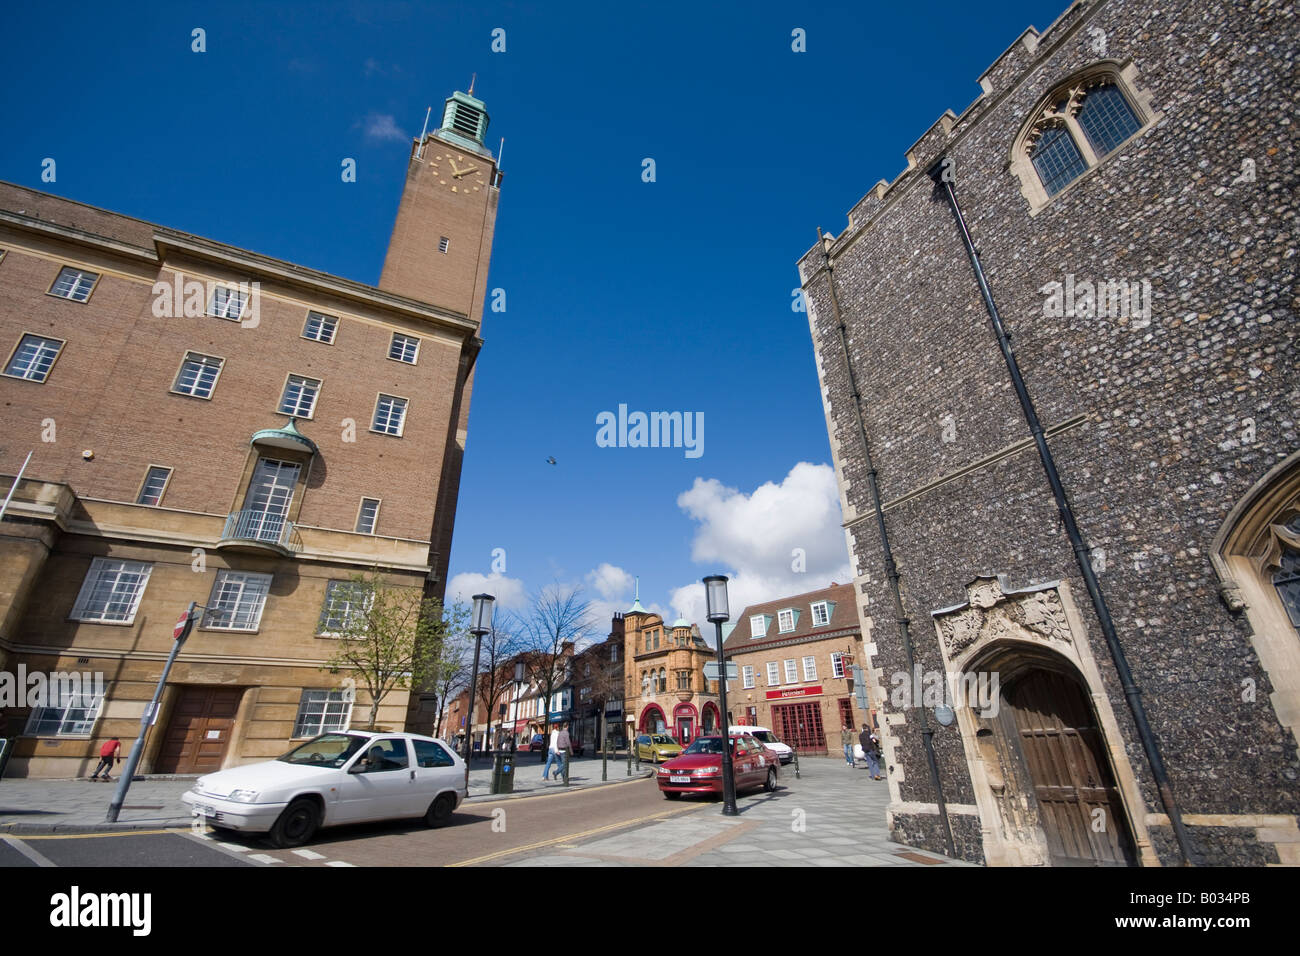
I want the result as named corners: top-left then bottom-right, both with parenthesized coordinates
top-left (181, 731), bottom-right (466, 848)
top-left (730, 725), bottom-right (794, 765)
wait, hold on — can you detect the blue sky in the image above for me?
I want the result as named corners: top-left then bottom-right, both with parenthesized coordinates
top-left (0, 0), bottom-right (1067, 635)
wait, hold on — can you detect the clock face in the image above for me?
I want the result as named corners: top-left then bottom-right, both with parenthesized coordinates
top-left (429, 152), bottom-right (487, 193)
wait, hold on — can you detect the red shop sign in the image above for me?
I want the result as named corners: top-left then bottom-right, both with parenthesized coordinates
top-left (765, 685), bottom-right (822, 700)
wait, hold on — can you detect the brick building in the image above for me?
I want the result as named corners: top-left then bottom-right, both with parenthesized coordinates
top-left (0, 87), bottom-right (501, 777)
top-left (798, 0), bottom-right (1297, 866)
top-left (722, 583), bottom-right (873, 753)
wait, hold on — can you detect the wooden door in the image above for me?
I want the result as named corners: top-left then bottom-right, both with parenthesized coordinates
top-left (1003, 670), bottom-right (1136, 866)
top-left (155, 686), bottom-right (243, 774)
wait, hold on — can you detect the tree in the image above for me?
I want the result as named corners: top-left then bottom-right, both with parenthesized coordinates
top-left (425, 608), bottom-right (472, 740)
top-left (517, 583), bottom-right (595, 735)
top-left (320, 569), bottom-right (457, 730)
top-left (467, 621), bottom-right (521, 752)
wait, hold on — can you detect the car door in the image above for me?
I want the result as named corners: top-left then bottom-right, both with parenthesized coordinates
top-left (335, 737), bottom-right (417, 822)
top-left (411, 738), bottom-right (460, 811)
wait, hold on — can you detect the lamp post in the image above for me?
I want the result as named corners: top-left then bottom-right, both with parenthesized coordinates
top-left (703, 575), bottom-right (738, 816)
top-left (511, 661), bottom-right (524, 758)
top-left (464, 593), bottom-right (494, 791)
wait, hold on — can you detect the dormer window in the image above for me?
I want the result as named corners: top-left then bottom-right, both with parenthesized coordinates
top-left (811, 601), bottom-right (830, 627)
top-left (777, 608), bottom-right (798, 633)
top-left (750, 614), bottom-right (767, 639)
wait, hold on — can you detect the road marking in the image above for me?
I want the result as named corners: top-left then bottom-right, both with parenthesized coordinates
top-left (448, 803), bottom-right (705, 867)
top-left (248, 853), bottom-right (283, 864)
top-left (217, 843), bottom-right (252, 853)
top-left (325, 860), bottom-right (355, 867)
top-left (11, 828), bottom-right (188, 840)
top-left (292, 849), bottom-right (326, 860)
top-left (2, 836), bottom-right (57, 867)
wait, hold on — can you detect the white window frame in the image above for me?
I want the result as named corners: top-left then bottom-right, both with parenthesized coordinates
top-left (766, 661), bottom-right (780, 686)
top-left (136, 465), bottom-right (172, 506)
top-left (317, 580), bottom-right (371, 636)
top-left (371, 393), bottom-right (409, 437)
top-left (778, 608), bottom-right (795, 633)
top-left (388, 333), bottom-right (420, 365)
top-left (70, 558), bottom-right (153, 624)
top-left (278, 373), bottom-right (321, 419)
top-left (202, 570), bottom-right (272, 632)
top-left (302, 311), bottom-right (338, 344)
top-left (47, 266), bottom-right (99, 302)
top-left (3, 333), bottom-right (65, 382)
top-left (803, 656), bottom-right (817, 681)
top-left (355, 497), bottom-right (381, 534)
top-left (208, 286), bottom-right (248, 321)
top-left (292, 689), bottom-right (353, 737)
top-left (831, 652), bottom-right (845, 679)
top-left (24, 685), bottom-right (105, 737)
top-left (784, 659), bottom-right (798, 684)
top-left (811, 601), bottom-right (830, 627)
top-left (438, 237), bottom-right (450, 253)
top-left (750, 614), bottom-right (767, 639)
top-left (742, 665), bottom-right (755, 689)
top-left (171, 351), bottom-right (224, 400)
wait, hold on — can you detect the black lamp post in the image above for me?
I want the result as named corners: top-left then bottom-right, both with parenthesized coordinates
top-left (464, 592), bottom-right (494, 790)
top-left (703, 575), bottom-right (738, 816)
top-left (511, 661), bottom-right (524, 757)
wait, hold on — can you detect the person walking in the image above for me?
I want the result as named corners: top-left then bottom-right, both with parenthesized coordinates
top-left (862, 725), bottom-right (883, 779)
top-left (542, 724), bottom-right (562, 781)
top-left (89, 736), bottom-right (121, 781)
top-left (840, 724), bottom-right (856, 767)
top-left (555, 723), bottom-right (572, 783)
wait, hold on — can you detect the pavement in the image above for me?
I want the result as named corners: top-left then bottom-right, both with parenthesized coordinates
top-left (494, 754), bottom-right (974, 867)
top-left (0, 752), bottom-right (651, 833)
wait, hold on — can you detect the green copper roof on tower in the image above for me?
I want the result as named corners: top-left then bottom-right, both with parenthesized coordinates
top-left (628, 576), bottom-right (645, 614)
top-left (437, 88), bottom-right (491, 156)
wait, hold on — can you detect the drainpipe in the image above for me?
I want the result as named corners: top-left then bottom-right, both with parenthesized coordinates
top-left (927, 158), bottom-right (1198, 867)
top-left (815, 229), bottom-right (958, 859)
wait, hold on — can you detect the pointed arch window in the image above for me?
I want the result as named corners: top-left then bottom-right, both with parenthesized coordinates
top-left (1273, 517), bottom-right (1300, 634)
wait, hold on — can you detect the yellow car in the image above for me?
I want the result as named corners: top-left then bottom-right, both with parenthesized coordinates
top-left (634, 733), bottom-right (683, 763)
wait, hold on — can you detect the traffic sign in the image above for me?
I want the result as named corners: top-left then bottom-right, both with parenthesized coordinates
top-left (703, 661), bottom-right (739, 681)
top-left (173, 611), bottom-right (191, 640)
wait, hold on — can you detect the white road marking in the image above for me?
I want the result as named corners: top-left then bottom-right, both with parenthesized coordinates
top-left (248, 853), bottom-right (283, 864)
top-left (324, 860), bottom-right (355, 867)
top-left (292, 849), bottom-right (326, 859)
top-left (2, 836), bottom-right (57, 868)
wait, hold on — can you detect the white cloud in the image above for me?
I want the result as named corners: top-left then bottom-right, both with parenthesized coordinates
top-left (669, 462), bottom-right (852, 634)
top-left (586, 563), bottom-right (632, 600)
top-left (363, 113), bottom-right (409, 143)
top-left (445, 572), bottom-right (527, 612)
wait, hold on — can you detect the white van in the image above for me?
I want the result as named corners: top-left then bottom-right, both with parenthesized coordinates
top-left (730, 725), bottom-right (793, 764)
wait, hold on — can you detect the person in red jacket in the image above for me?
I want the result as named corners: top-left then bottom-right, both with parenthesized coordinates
top-left (89, 737), bottom-right (121, 781)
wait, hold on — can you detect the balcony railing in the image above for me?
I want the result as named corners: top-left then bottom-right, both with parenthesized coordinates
top-left (220, 509), bottom-right (302, 554)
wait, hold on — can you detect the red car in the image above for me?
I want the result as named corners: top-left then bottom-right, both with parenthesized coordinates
top-left (656, 735), bottom-right (779, 800)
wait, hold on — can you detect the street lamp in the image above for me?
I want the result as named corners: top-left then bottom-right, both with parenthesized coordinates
top-left (463, 593), bottom-right (495, 789)
top-left (511, 661), bottom-right (524, 757)
top-left (703, 575), bottom-right (738, 816)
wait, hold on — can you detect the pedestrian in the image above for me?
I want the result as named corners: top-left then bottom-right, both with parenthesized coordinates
top-left (840, 724), bottom-right (856, 767)
top-left (555, 723), bottom-right (572, 782)
top-left (542, 724), bottom-right (562, 780)
top-left (89, 736), bottom-right (121, 781)
top-left (862, 725), bottom-right (883, 779)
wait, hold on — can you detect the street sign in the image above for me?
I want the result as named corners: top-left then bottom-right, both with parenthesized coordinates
top-left (173, 611), bottom-right (191, 640)
top-left (703, 661), bottom-right (739, 681)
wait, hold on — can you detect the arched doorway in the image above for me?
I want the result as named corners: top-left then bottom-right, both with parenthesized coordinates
top-left (701, 702), bottom-right (720, 735)
top-left (673, 702), bottom-right (698, 744)
top-left (997, 665), bottom-right (1137, 866)
top-left (639, 704), bottom-right (666, 733)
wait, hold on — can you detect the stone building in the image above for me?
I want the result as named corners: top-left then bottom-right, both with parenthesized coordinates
top-left (0, 88), bottom-right (501, 777)
top-left (797, 0), bottom-right (1297, 866)
top-left (722, 583), bottom-right (874, 753)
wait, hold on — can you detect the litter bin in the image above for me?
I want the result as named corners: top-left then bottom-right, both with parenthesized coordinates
top-left (490, 749), bottom-right (515, 794)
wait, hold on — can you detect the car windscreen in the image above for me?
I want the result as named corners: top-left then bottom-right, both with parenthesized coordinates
top-left (682, 738), bottom-right (725, 755)
top-left (749, 731), bottom-right (776, 743)
top-left (651, 736), bottom-right (676, 745)
top-left (279, 733), bottom-right (368, 768)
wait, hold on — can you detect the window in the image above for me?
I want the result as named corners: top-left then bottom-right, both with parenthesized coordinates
top-left (356, 498), bottom-right (380, 534)
top-left (70, 558), bottom-right (152, 624)
top-left (750, 615), bottom-right (767, 639)
top-left (4, 334), bottom-right (64, 382)
top-left (389, 333), bottom-right (420, 364)
top-left (658, 668), bottom-right (667, 693)
top-left (778, 609), bottom-right (795, 633)
top-left (838, 698), bottom-right (855, 731)
top-left (1014, 68), bottom-right (1156, 207)
top-left (766, 662), bottom-right (781, 686)
top-left (413, 739), bottom-right (455, 768)
top-left (172, 352), bottom-right (223, 399)
top-left (202, 570), bottom-right (272, 631)
top-left (302, 311), bottom-right (338, 344)
top-left (1272, 516), bottom-right (1300, 634)
top-left (610, 644), bottom-right (618, 662)
top-left (209, 286), bottom-right (247, 320)
top-left (784, 659), bottom-right (798, 684)
top-left (292, 689), bottom-right (352, 737)
top-left (676, 669), bottom-right (691, 691)
top-left (317, 580), bottom-right (369, 636)
top-left (742, 665), bottom-right (755, 689)
top-left (25, 684), bottom-right (105, 737)
top-left (137, 466), bottom-right (171, 506)
top-left (831, 652), bottom-right (845, 679)
top-left (372, 394), bottom-right (408, 436)
top-left (48, 266), bottom-right (97, 302)
top-left (803, 656), bottom-right (818, 681)
top-left (438, 237), bottom-right (450, 253)
top-left (278, 374), bottom-right (321, 418)
top-left (810, 601), bottom-right (830, 627)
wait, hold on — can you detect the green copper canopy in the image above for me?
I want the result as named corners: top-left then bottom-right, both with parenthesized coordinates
top-left (437, 90), bottom-right (491, 157)
top-left (250, 418), bottom-right (317, 455)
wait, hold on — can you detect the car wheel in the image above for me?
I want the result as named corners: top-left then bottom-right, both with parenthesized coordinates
top-left (764, 768), bottom-right (778, 792)
top-left (425, 793), bottom-right (455, 828)
top-left (268, 797), bottom-right (319, 849)
top-left (663, 791), bottom-right (682, 800)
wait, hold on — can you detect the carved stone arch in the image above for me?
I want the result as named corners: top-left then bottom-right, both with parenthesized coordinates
top-left (1009, 58), bottom-right (1163, 213)
top-left (1211, 450), bottom-right (1300, 761)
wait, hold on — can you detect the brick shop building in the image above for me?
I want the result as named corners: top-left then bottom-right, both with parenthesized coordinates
top-left (722, 583), bottom-right (874, 754)
top-left (798, 0), bottom-right (1297, 866)
top-left (0, 88), bottom-right (501, 777)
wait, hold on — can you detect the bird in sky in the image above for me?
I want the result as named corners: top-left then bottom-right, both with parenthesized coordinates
top-left (546, 457), bottom-right (557, 465)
